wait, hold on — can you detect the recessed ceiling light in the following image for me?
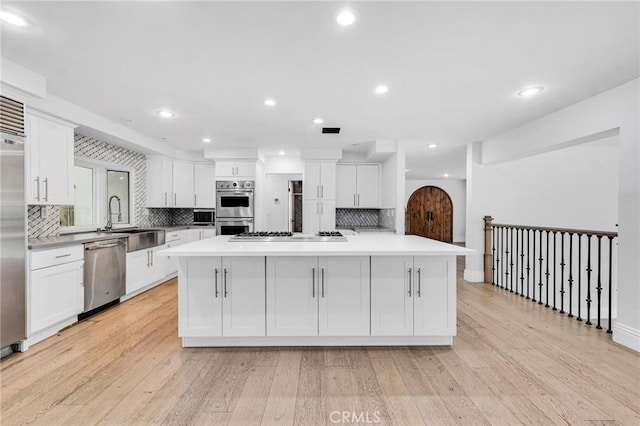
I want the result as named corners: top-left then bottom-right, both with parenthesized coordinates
top-left (156, 110), bottom-right (174, 119)
top-left (517, 86), bottom-right (544, 97)
top-left (313, 118), bottom-right (324, 124)
top-left (428, 143), bottom-right (437, 149)
top-left (278, 150), bottom-right (285, 156)
top-left (0, 10), bottom-right (29, 27)
top-left (444, 173), bottom-right (450, 178)
top-left (264, 98), bottom-right (276, 106)
top-left (374, 85), bottom-right (389, 94)
top-left (202, 138), bottom-right (211, 143)
top-left (336, 9), bottom-right (356, 26)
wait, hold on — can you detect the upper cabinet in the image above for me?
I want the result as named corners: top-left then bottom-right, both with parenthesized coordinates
top-left (215, 160), bottom-right (256, 179)
top-left (172, 161), bottom-right (195, 208)
top-left (336, 164), bottom-right (380, 208)
top-left (303, 162), bottom-right (336, 200)
top-left (25, 111), bottom-right (76, 205)
top-left (194, 163), bottom-right (216, 208)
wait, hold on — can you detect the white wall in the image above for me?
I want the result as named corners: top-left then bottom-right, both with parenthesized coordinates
top-left (381, 154), bottom-right (397, 208)
top-left (263, 156), bottom-right (303, 174)
top-left (406, 179), bottom-right (467, 242)
top-left (265, 173), bottom-right (302, 231)
top-left (465, 79), bottom-right (639, 351)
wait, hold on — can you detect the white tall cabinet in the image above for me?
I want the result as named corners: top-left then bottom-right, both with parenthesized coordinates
top-left (266, 256), bottom-right (370, 336)
top-left (194, 164), bottom-right (216, 207)
top-left (25, 111), bottom-right (76, 205)
top-left (303, 161), bottom-right (336, 234)
top-left (371, 256), bottom-right (455, 336)
top-left (336, 164), bottom-right (380, 208)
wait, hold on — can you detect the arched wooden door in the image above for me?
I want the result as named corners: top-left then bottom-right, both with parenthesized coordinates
top-left (406, 186), bottom-right (453, 242)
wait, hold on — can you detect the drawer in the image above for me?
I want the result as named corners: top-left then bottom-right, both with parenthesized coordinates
top-left (166, 231), bottom-right (183, 242)
top-left (30, 245), bottom-right (84, 270)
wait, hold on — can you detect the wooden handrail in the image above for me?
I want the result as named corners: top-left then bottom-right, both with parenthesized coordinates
top-left (491, 223), bottom-right (618, 238)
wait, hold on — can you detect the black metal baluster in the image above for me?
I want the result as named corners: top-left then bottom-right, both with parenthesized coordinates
top-left (545, 231), bottom-right (550, 307)
top-left (505, 228), bottom-right (510, 291)
top-left (519, 229), bottom-right (525, 297)
top-left (577, 234), bottom-right (583, 322)
top-left (526, 229), bottom-right (531, 300)
top-left (497, 226), bottom-right (502, 288)
top-left (491, 225), bottom-right (496, 285)
top-left (567, 233), bottom-right (574, 318)
top-left (607, 236), bottom-right (614, 333)
top-left (552, 231), bottom-right (557, 311)
top-left (509, 227), bottom-right (514, 293)
top-left (538, 230), bottom-right (544, 304)
top-left (586, 235), bottom-right (593, 326)
top-left (596, 236), bottom-right (603, 330)
top-left (559, 232), bottom-right (566, 314)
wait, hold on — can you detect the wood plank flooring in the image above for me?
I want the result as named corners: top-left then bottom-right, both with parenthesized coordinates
top-left (1, 258), bottom-right (638, 425)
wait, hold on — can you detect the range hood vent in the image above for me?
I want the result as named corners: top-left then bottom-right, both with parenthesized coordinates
top-left (0, 96), bottom-right (26, 137)
top-left (322, 127), bottom-right (340, 134)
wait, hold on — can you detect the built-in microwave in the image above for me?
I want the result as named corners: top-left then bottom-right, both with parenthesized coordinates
top-left (193, 209), bottom-right (215, 225)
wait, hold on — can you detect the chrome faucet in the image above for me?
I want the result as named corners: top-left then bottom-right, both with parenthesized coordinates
top-left (105, 195), bottom-right (122, 231)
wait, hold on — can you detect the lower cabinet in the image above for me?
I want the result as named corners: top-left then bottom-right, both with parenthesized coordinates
top-left (266, 256), bottom-right (370, 336)
top-left (126, 245), bottom-right (167, 295)
top-left (189, 228), bottom-right (216, 242)
top-left (30, 260), bottom-right (84, 334)
top-left (370, 256), bottom-right (455, 336)
top-left (179, 256), bottom-right (266, 337)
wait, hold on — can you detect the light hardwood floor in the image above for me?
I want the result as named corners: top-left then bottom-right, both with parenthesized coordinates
top-left (1, 259), bottom-right (638, 426)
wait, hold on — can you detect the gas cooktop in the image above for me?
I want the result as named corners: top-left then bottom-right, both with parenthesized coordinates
top-left (228, 231), bottom-right (347, 242)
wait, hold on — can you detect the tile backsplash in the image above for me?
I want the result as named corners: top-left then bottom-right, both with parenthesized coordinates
top-left (27, 206), bottom-right (61, 239)
top-left (378, 208), bottom-right (396, 229)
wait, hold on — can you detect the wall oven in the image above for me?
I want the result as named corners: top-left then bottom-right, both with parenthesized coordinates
top-left (193, 209), bottom-right (215, 226)
top-left (216, 181), bottom-right (254, 218)
top-left (216, 218), bottom-right (253, 235)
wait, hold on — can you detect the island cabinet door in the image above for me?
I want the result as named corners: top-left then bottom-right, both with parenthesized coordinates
top-left (222, 256), bottom-right (266, 337)
top-left (370, 256), bottom-right (414, 336)
top-left (266, 257), bottom-right (318, 336)
top-left (178, 258), bottom-right (223, 337)
top-left (318, 256), bottom-right (370, 336)
top-left (413, 256), bottom-right (456, 336)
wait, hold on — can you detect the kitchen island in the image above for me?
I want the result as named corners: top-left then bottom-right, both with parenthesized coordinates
top-left (158, 234), bottom-right (473, 347)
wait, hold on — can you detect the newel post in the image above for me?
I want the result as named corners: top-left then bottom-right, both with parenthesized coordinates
top-left (483, 216), bottom-right (494, 284)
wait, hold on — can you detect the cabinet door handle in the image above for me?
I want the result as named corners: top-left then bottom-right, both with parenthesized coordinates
top-left (312, 267), bottom-right (316, 298)
top-left (194, 194), bottom-right (197, 206)
top-left (35, 177), bottom-right (40, 201)
top-left (320, 202), bottom-right (323, 215)
top-left (223, 268), bottom-right (228, 297)
top-left (164, 192), bottom-right (167, 206)
top-left (408, 267), bottom-right (412, 297)
top-left (147, 250), bottom-right (150, 267)
top-left (214, 268), bottom-right (219, 298)
top-left (357, 194), bottom-right (359, 206)
top-left (151, 250), bottom-right (153, 266)
top-left (43, 177), bottom-right (48, 202)
top-left (317, 185), bottom-right (320, 198)
top-left (417, 268), bottom-right (421, 297)
top-left (321, 185), bottom-right (323, 199)
top-left (321, 268), bottom-right (325, 298)
top-left (174, 193), bottom-right (177, 206)
top-left (353, 194), bottom-right (356, 206)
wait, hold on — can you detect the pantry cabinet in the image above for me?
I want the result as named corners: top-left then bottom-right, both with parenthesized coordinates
top-left (336, 163), bottom-right (380, 208)
top-left (25, 111), bottom-right (76, 205)
top-left (266, 256), bottom-right (370, 336)
top-left (303, 161), bottom-right (336, 234)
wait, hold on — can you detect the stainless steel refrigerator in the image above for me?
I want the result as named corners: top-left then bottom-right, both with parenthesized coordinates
top-left (1, 96), bottom-right (26, 350)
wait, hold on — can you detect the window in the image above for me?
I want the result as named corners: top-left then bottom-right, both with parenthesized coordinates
top-left (60, 159), bottom-right (134, 232)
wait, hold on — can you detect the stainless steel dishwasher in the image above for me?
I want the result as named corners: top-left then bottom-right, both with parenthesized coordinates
top-left (83, 238), bottom-right (126, 315)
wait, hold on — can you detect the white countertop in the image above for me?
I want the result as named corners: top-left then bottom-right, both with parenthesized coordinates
top-left (158, 234), bottom-right (473, 257)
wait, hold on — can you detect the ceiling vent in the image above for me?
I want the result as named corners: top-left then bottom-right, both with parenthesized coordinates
top-left (0, 95), bottom-right (26, 137)
top-left (322, 127), bottom-right (340, 134)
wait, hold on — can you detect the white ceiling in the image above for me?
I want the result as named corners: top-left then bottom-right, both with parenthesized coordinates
top-left (1, 1), bottom-right (638, 179)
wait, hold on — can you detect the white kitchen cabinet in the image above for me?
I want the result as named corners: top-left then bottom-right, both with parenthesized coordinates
top-left (126, 245), bottom-right (167, 295)
top-left (194, 163), bottom-right (216, 207)
top-left (266, 256), bottom-right (369, 337)
top-left (371, 256), bottom-right (455, 336)
top-left (165, 230), bottom-right (191, 276)
top-left (146, 158), bottom-right (195, 208)
top-left (215, 160), bottom-right (256, 179)
top-left (336, 164), bottom-right (380, 208)
top-left (25, 111), bottom-right (76, 205)
top-left (189, 228), bottom-right (216, 242)
top-left (303, 199), bottom-right (335, 234)
top-left (179, 256), bottom-right (264, 338)
top-left (29, 247), bottom-right (84, 335)
top-left (318, 256), bottom-right (370, 336)
top-left (172, 161), bottom-right (195, 207)
top-left (304, 161), bottom-right (336, 200)
top-left (222, 256), bottom-right (266, 336)
top-left (266, 257), bottom-right (319, 336)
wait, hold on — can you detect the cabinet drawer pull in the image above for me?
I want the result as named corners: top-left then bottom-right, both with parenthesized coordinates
top-left (408, 267), bottom-right (412, 297)
top-left (214, 268), bottom-right (219, 298)
top-left (223, 268), bottom-right (228, 297)
top-left (55, 253), bottom-right (71, 258)
top-left (312, 267), bottom-right (316, 298)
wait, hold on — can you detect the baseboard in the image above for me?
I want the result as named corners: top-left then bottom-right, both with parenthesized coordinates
top-left (613, 322), bottom-right (640, 352)
top-left (464, 269), bottom-right (485, 283)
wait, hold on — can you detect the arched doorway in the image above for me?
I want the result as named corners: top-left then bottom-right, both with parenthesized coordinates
top-left (406, 186), bottom-right (453, 242)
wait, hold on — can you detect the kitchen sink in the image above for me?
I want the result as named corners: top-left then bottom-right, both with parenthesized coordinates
top-left (117, 229), bottom-right (166, 252)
